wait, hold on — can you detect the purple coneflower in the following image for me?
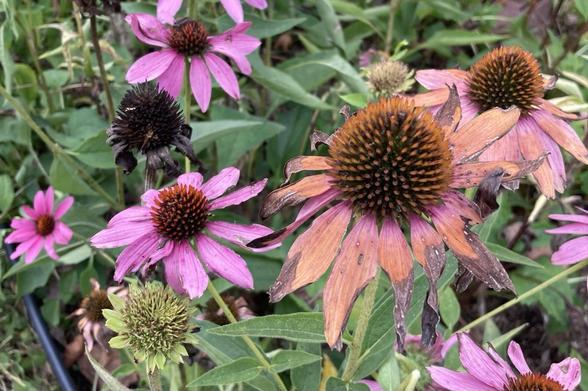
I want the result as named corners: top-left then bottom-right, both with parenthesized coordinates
top-left (91, 168), bottom-right (274, 298)
top-left (429, 333), bottom-right (581, 391)
top-left (546, 209), bottom-right (588, 284)
top-left (414, 46), bottom-right (588, 198)
top-left (220, 0), bottom-right (267, 23)
top-left (5, 187), bottom-right (73, 263)
top-left (126, 0), bottom-right (261, 112)
top-left (249, 93), bottom-right (542, 349)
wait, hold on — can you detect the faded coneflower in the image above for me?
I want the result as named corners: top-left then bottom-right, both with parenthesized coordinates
top-left (414, 46), bottom-right (588, 198)
top-left (125, 0), bottom-right (261, 112)
top-left (199, 292), bottom-right (254, 325)
top-left (429, 333), bottom-right (581, 391)
top-left (546, 209), bottom-right (588, 284)
top-left (104, 282), bottom-right (197, 372)
top-left (249, 92), bottom-right (542, 349)
top-left (220, 0), bottom-right (267, 23)
top-left (70, 278), bottom-right (127, 352)
top-left (5, 187), bottom-right (73, 264)
top-left (91, 168), bottom-right (275, 298)
top-left (107, 83), bottom-right (197, 179)
top-left (365, 59), bottom-right (414, 97)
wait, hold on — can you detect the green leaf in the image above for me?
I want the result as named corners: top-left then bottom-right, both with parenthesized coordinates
top-left (270, 350), bottom-right (321, 373)
top-left (208, 313), bottom-right (325, 343)
top-left (43, 69), bottom-right (68, 89)
top-left (419, 30), bottom-right (503, 49)
top-left (316, 0), bottom-right (349, 58)
top-left (291, 343), bottom-right (322, 391)
top-left (41, 298), bottom-right (60, 327)
top-left (58, 245), bottom-right (92, 265)
top-left (486, 242), bottom-right (543, 268)
top-left (73, 131), bottom-right (116, 169)
top-left (191, 120), bottom-right (265, 152)
top-left (16, 259), bottom-right (56, 296)
top-left (439, 286), bottom-right (460, 330)
top-left (576, 0), bottom-right (588, 21)
top-left (188, 357), bottom-right (261, 387)
top-left (0, 174), bottom-right (14, 214)
top-left (340, 93), bottom-right (368, 108)
top-left (12, 63), bottom-right (38, 102)
top-left (85, 347), bottom-right (131, 391)
top-left (217, 14), bottom-right (306, 39)
top-left (49, 157), bottom-right (95, 196)
top-left (325, 377), bottom-right (370, 391)
top-left (486, 324), bottom-right (527, 351)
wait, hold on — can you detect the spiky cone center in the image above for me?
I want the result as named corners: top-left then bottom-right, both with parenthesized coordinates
top-left (151, 183), bottom-right (210, 241)
top-left (503, 373), bottom-right (564, 391)
top-left (467, 46), bottom-right (543, 115)
top-left (82, 289), bottom-right (112, 322)
top-left (121, 284), bottom-right (192, 358)
top-left (366, 60), bottom-right (412, 96)
top-left (35, 215), bottom-right (55, 236)
top-left (328, 98), bottom-right (453, 218)
top-left (169, 20), bottom-right (209, 56)
top-left (110, 84), bottom-right (184, 153)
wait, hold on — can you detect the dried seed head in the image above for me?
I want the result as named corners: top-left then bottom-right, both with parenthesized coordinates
top-left (151, 184), bottom-right (210, 241)
top-left (329, 98), bottom-right (453, 218)
top-left (107, 83), bottom-right (197, 176)
top-left (365, 60), bottom-right (414, 96)
top-left (169, 20), bottom-right (209, 56)
top-left (504, 373), bottom-right (564, 391)
top-left (82, 289), bottom-right (112, 322)
top-left (467, 46), bottom-right (543, 115)
top-left (36, 215), bottom-right (55, 236)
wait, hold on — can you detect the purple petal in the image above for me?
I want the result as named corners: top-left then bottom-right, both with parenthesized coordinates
top-left (10, 236), bottom-right (40, 260)
top-left (126, 49), bottom-right (179, 84)
top-left (22, 205), bottom-right (38, 219)
top-left (196, 234), bottom-right (253, 289)
top-left (548, 214), bottom-right (588, 225)
top-left (53, 222), bottom-right (73, 245)
top-left (113, 232), bottom-right (160, 281)
top-left (245, 0), bottom-right (267, 8)
top-left (24, 237), bottom-right (45, 264)
top-left (91, 221), bottom-right (155, 249)
top-left (359, 380), bottom-right (383, 391)
top-left (142, 189), bottom-right (160, 208)
top-left (157, 54), bottom-right (185, 98)
top-left (428, 366), bottom-right (497, 391)
top-left (206, 221), bottom-right (274, 248)
top-left (190, 56), bottom-right (212, 112)
top-left (156, 0), bottom-right (182, 24)
top-left (10, 218), bottom-right (34, 230)
top-left (487, 346), bottom-right (515, 379)
top-left (416, 69), bottom-right (468, 90)
top-left (54, 196), bottom-right (74, 219)
top-left (177, 172), bottom-right (204, 189)
top-left (209, 22), bottom-right (260, 75)
top-left (44, 236), bottom-right (58, 260)
top-left (34, 189), bottom-right (48, 215)
top-left (166, 241), bottom-right (208, 298)
top-left (458, 333), bottom-right (510, 389)
top-left (163, 244), bottom-right (185, 295)
top-left (536, 128), bottom-right (566, 193)
top-left (551, 236), bottom-right (588, 265)
top-left (209, 179), bottom-right (267, 210)
top-left (204, 53), bottom-right (240, 100)
top-left (143, 239), bottom-right (175, 270)
top-left (201, 167), bottom-right (240, 200)
top-left (506, 341), bottom-right (531, 375)
top-left (219, 0), bottom-right (244, 23)
top-left (546, 357), bottom-right (581, 390)
top-left (44, 187), bottom-right (54, 215)
top-left (107, 206), bottom-right (151, 227)
top-left (546, 223), bottom-right (588, 235)
top-left (125, 13), bottom-right (170, 47)
top-left (5, 226), bottom-right (37, 243)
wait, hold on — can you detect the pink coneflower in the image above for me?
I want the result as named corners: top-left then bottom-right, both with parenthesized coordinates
top-left (220, 0), bottom-right (267, 23)
top-left (429, 333), bottom-right (581, 391)
top-left (5, 187), bottom-right (74, 264)
top-left (91, 169), bottom-right (274, 298)
top-left (414, 46), bottom-right (588, 198)
top-left (249, 94), bottom-right (542, 349)
top-left (546, 209), bottom-right (588, 284)
top-left (125, 0), bottom-right (261, 112)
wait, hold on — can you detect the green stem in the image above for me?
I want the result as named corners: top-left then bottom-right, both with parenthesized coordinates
top-left (148, 367), bottom-right (162, 391)
top-left (207, 281), bottom-right (287, 391)
top-left (183, 57), bottom-right (192, 173)
top-left (458, 259), bottom-right (588, 332)
top-left (384, 0), bottom-right (399, 54)
top-left (342, 274), bottom-right (380, 382)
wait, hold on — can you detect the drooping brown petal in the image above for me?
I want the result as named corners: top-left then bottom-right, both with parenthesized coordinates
top-left (248, 189), bottom-right (340, 249)
top-left (517, 122), bottom-right (556, 198)
top-left (539, 100), bottom-right (588, 121)
top-left (268, 202), bottom-right (352, 303)
top-left (434, 84), bottom-right (462, 136)
top-left (454, 264), bottom-right (475, 293)
top-left (378, 218), bottom-right (414, 350)
top-left (410, 88), bottom-right (450, 107)
top-left (260, 174), bottom-right (333, 219)
top-left (310, 130), bottom-right (334, 151)
top-left (534, 110), bottom-right (588, 164)
top-left (409, 214), bottom-right (446, 346)
top-left (448, 106), bottom-right (521, 163)
top-left (451, 158), bottom-right (546, 188)
top-left (442, 191), bottom-right (482, 225)
top-left (473, 170), bottom-right (502, 219)
top-left (428, 205), bottom-right (515, 293)
top-left (323, 214), bottom-right (379, 349)
top-left (283, 156), bottom-right (335, 184)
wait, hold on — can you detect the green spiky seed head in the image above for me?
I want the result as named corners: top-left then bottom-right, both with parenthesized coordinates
top-left (365, 60), bottom-right (414, 97)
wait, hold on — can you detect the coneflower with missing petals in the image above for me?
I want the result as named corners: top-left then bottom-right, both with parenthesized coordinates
top-left (414, 46), bottom-right (588, 198)
top-left (107, 83), bottom-right (198, 179)
top-left (248, 90), bottom-right (543, 349)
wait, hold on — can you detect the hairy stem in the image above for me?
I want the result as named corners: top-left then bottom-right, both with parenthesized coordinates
top-left (148, 368), bottom-right (162, 391)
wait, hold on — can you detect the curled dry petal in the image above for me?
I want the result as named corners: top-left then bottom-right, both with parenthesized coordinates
top-left (282, 156), bottom-right (334, 184)
top-left (434, 84), bottom-right (462, 136)
top-left (410, 88), bottom-right (450, 107)
top-left (310, 130), bottom-right (334, 151)
top-left (451, 157), bottom-right (546, 188)
top-left (540, 100), bottom-right (588, 121)
top-left (534, 109), bottom-right (588, 164)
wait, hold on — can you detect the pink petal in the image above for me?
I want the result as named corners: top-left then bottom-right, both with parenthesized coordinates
top-left (5, 226), bottom-right (37, 243)
top-left (549, 213), bottom-right (588, 225)
top-left (506, 341), bottom-right (531, 375)
top-left (416, 69), bottom-right (468, 90)
top-left (209, 179), bottom-right (267, 210)
top-left (142, 189), bottom-right (160, 208)
top-left (533, 109), bottom-right (588, 164)
top-left (545, 223), bottom-right (588, 235)
top-left (34, 189), bottom-right (48, 215)
top-left (201, 167), bottom-right (240, 200)
top-left (10, 218), bottom-right (34, 230)
top-left (22, 205), bottom-right (39, 219)
top-left (54, 196), bottom-right (74, 219)
top-left (487, 346), bottom-right (515, 379)
top-left (178, 172), bottom-right (204, 189)
top-left (143, 239), bottom-right (175, 269)
top-left (126, 49), bottom-right (179, 84)
top-left (157, 54), bottom-right (185, 98)
top-left (536, 128), bottom-right (566, 193)
top-left (206, 221), bottom-right (273, 247)
top-left (196, 234), bottom-right (253, 289)
top-left (113, 232), bottom-right (160, 281)
top-left (125, 13), bottom-right (170, 47)
top-left (458, 333), bottom-right (510, 389)
top-left (441, 334), bottom-right (459, 358)
top-left (108, 206), bottom-right (151, 227)
top-left (25, 237), bottom-right (45, 264)
top-left (428, 367), bottom-right (497, 391)
top-left (10, 236), bottom-right (41, 260)
top-left (209, 22), bottom-right (260, 75)
top-left (166, 241), bottom-right (209, 298)
top-left (44, 236), bottom-right (58, 260)
top-left (546, 358), bottom-right (581, 390)
top-left (91, 221), bottom-right (155, 248)
top-left (219, 0), bottom-right (244, 23)
top-left (156, 0), bottom-right (182, 24)
top-left (359, 380), bottom-right (383, 391)
top-left (190, 56), bottom-right (212, 112)
top-left (163, 244), bottom-right (185, 295)
top-left (551, 236), bottom-right (588, 265)
top-left (245, 0), bottom-right (267, 8)
top-left (204, 53), bottom-right (240, 100)
top-left (53, 222), bottom-right (73, 245)
top-left (44, 187), bottom-right (54, 215)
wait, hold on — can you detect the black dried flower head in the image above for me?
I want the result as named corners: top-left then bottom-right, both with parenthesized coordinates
top-left (107, 83), bottom-right (198, 177)
top-left (74, 0), bottom-right (121, 16)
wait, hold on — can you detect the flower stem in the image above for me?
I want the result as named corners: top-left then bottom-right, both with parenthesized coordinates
top-left (458, 259), bottom-right (588, 332)
top-left (183, 57), bottom-right (192, 173)
top-left (384, 0), bottom-right (399, 54)
top-left (342, 273), bottom-right (380, 382)
top-left (148, 367), bottom-right (162, 391)
top-left (207, 281), bottom-right (287, 391)
top-left (144, 166), bottom-right (156, 192)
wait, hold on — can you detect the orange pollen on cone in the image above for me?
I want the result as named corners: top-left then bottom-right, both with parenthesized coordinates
top-left (169, 20), bottom-right (209, 56)
top-left (328, 97), bottom-right (453, 218)
top-left (35, 215), bottom-right (55, 236)
top-left (151, 183), bottom-right (210, 241)
top-left (503, 373), bottom-right (565, 391)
